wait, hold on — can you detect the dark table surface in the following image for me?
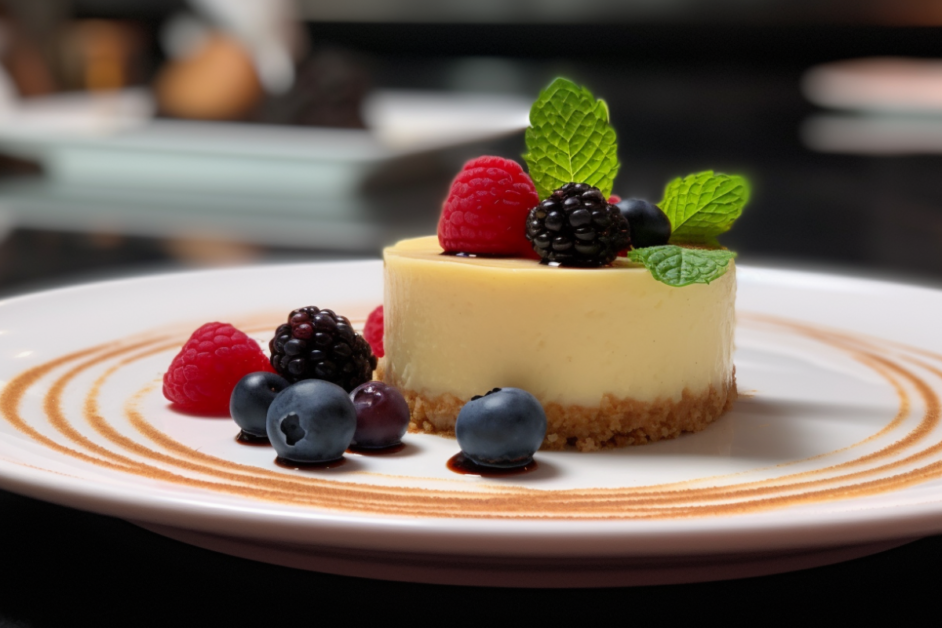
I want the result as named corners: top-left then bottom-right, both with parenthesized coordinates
top-left (5, 31), bottom-right (942, 626)
top-left (2, 486), bottom-right (942, 627)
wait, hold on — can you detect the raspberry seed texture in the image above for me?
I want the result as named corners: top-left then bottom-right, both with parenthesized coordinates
top-left (363, 305), bottom-right (384, 358)
top-left (163, 322), bottom-right (274, 414)
top-left (438, 156), bottom-right (540, 257)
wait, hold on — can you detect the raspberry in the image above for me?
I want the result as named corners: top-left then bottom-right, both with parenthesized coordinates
top-left (163, 322), bottom-right (273, 414)
top-left (438, 156), bottom-right (540, 257)
top-left (363, 305), bottom-right (384, 358)
top-left (269, 306), bottom-right (377, 391)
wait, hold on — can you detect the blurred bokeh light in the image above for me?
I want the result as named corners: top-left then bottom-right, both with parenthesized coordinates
top-left (1, 0), bottom-right (942, 295)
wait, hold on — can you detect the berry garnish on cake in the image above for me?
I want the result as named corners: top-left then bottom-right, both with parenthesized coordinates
top-left (380, 76), bottom-right (752, 452)
top-left (616, 199), bottom-right (671, 249)
top-left (268, 306), bottom-right (376, 391)
top-left (525, 182), bottom-right (629, 267)
top-left (623, 171), bottom-right (749, 286)
top-left (518, 77), bottom-right (750, 282)
top-left (437, 155), bottom-right (540, 258)
top-left (163, 322), bottom-right (274, 414)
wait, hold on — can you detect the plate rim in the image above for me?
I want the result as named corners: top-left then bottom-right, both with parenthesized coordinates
top-left (3, 260), bottom-right (942, 558)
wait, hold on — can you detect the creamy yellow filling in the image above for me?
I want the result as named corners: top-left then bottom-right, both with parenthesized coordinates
top-left (383, 236), bottom-right (735, 407)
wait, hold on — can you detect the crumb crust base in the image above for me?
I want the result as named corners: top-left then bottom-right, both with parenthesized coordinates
top-left (385, 371), bottom-right (737, 452)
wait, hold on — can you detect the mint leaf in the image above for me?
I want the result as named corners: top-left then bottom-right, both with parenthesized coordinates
top-left (628, 245), bottom-right (736, 287)
top-left (523, 78), bottom-right (620, 199)
top-left (660, 171), bottom-right (749, 243)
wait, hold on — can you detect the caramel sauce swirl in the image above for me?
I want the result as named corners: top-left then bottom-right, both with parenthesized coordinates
top-left (1, 314), bottom-right (941, 520)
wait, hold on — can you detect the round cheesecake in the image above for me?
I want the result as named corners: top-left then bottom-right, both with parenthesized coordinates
top-left (382, 236), bottom-right (737, 451)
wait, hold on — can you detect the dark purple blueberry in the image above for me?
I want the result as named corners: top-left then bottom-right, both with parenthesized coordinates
top-left (349, 381), bottom-right (410, 449)
top-left (266, 379), bottom-right (357, 463)
top-left (455, 388), bottom-right (547, 468)
top-left (616, 198), bottom-right (672, 248)
top-left (230, 371), bottom-right (290, 437)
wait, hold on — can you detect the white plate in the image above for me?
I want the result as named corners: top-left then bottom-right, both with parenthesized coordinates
top-left (2, 261), bottom-right (942, 587)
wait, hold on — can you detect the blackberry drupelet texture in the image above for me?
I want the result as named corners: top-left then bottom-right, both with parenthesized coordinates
top-left (269, 306), bottom-right (377, 392)
top-left (525, 183), bottom-right (630, 267)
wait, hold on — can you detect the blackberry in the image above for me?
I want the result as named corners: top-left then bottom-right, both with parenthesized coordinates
top-left (269, 306), bottom-right (377, 392)
top-left (525, 183), bottom-right (630, 267)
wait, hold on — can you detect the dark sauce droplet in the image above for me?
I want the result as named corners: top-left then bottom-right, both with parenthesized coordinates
top-left (274, 456), bottom-right (347, 471)
top-left (441, 252), bottom-right (512, 259)
top-left (539, 259), bottom-right (615, 269)
top-left (446, 452), bottom-right (538, 477)
top-left (347, 443), bottom-right (406, 456)
top-left (235, 431), bottom-right (270, 446)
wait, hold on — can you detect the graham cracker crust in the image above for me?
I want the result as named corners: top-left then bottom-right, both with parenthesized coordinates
top-left (387, 372), bottom-right (737, 452)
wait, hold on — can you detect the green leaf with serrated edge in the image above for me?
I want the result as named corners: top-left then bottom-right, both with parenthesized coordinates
top-left (660, 171), bottom-right (750, 243)
top-left (523, 78), bottom-right (620, 199)
top-left (628, 245), bottom-right (736, 287)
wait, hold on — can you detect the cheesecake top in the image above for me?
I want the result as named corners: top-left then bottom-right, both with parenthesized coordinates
top-left (386, 235), bottom-right (648, 271)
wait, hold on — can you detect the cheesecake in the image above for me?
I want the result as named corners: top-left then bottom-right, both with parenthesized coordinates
top-left (382, 236), bottom-right (737, 452)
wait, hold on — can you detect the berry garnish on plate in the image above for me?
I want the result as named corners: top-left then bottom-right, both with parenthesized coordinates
top-left (269, 306), bottom-right (377, 392)
top-left (363, 305), bottom-right (384, 358)
top-left (616, 198), bottom-right (672, 249)
top-left (266, 379), bottom-right (357, 464)
top-left (525, 182), bottom-right (630, 267)
top-left (438, 155), bottom-right (540, 257)
top-left (163, 322), bottom-right (274, 415)
top-left (230, 371), bottom-right (290, 438)
top-left (349, 381), bottom-right (410, 450)
top-left (455, 387), bottom-right (547, 468)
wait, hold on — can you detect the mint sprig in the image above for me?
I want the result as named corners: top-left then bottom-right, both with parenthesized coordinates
top-left (660, 171), bottom-right (749, 244)
top-left (523, 78), bottom-right (619, 199)
top-left (628, 245), bottom-right (736, 287)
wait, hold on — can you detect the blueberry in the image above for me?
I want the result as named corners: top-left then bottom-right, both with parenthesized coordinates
top-left (350, 381), bottom-right (410, 449)
top-left (266, 379), bottom-right (357, 463)
top-left (455, 388), bottom-right (547, 468)
top-left (616, 198), bottom-right (672, 248)
top-left (230, 372), bottom-right (290, 437)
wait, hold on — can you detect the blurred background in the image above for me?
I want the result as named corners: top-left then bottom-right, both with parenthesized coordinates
top-left (1, 0), bottom-right (942, 295)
